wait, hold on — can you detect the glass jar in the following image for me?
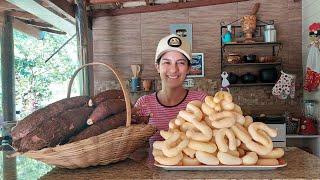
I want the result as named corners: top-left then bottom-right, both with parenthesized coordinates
top-left (264, 25), bottom-right (277, 42)
top-left (304, 100), bottom-right (317, 118)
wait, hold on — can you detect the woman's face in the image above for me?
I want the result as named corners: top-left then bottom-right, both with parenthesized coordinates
top-left (155, 51), bottom-right (190, 89)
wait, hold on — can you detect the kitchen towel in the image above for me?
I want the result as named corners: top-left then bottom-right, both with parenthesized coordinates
top-left (304, 44), bottom-right (320, 92)
top-left (272, 71), bottom-right (296, 99)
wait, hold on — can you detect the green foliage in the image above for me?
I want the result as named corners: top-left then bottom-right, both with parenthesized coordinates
top-left (0, 29), bottom-right (80, 179)
top-left (0, 152), bottom-right (53, 180)
top-left (13, 30), bottom-right (79, 117)
top-left (16, 155), bottom-right (53, 180)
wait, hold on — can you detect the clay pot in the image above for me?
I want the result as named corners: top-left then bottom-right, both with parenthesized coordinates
top-left (227, 72), bottom-right (239, 84)
top-left (240, 72), bottom-right (257, 84)
top-left (142, 79), bottom-right (152, 91)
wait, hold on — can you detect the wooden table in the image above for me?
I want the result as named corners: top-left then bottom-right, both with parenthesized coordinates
top-left (1, 147), bottom-right (320, 179)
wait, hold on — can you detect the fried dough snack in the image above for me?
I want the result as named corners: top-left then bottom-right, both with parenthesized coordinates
top-left (153, 91), bottom-right (284, 166)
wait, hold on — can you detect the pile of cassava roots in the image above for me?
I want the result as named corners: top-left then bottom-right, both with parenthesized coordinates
top-left (11, 90), bottom-right (149, 152)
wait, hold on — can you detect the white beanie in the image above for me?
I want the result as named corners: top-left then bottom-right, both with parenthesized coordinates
top-left (155, 34), bottom-right (191, 63)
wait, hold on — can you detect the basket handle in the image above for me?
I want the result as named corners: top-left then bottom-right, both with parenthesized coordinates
top-left (67, 62), bottom-right (132, 127)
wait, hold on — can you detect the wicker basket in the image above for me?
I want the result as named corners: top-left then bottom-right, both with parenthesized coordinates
top-left (18, 62), bottom-right (156, 169)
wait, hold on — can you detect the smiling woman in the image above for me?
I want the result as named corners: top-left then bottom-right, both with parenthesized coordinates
top-left (134, 34), bottom-right (207, 150)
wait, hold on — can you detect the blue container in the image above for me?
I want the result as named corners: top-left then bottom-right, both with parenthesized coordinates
top-left (130, 77), bottom-right (140, 92)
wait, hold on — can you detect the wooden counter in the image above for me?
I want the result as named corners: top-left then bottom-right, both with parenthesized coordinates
top-left (1, 147), bottom-right (320, 179)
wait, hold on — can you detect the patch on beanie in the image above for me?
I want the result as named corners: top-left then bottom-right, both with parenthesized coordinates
top-left (167, 37), bottom-right (182, 47)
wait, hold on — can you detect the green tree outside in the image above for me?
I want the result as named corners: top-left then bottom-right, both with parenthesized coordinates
top-left (9, 30), bottom-right (79, 119)
top-left (0, 30), bottom-right (79, 179)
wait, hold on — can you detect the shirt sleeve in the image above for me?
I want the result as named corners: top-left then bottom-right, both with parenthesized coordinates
top-left (134, 95), bottom-right (149, 117)
top-left (198, 91), bottom-right (208, 102)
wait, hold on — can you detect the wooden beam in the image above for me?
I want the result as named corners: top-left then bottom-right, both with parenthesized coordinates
top-left (0, 0), bottom-right (19, 10)
top-left (92, 0), bottom-right (250, 17)
top-left (41, 0), bottom-right (76, 23)
top-left (38, 27), bottom-right (66, 34)
top-left (8, 11), bottom-right (38, 19)
top-left (13, 18), bottom-right (43, 39)
top-left (90, 0), bottom-right (139, 4)
top-left (6, 0), bottom-right (76, 35)
top-left (75, 0), bottom-right (90, 96)
top-left (16, 18), bottom-right (54, 28)
top-left (1, 13), bottom-right (16, 123)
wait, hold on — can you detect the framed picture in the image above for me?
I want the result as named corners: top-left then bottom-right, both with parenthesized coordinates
top-left (170, 24), bottom-right (192, 49)
top-left (187, 53), bottom-right (204, 78)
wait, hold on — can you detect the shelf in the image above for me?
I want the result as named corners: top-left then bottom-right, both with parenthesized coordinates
top-left (229, 83), bottom-right (275, 87)
top-left (286, 134), bottom-right (320, 138)
top-left (222, 42), bottom-right (281, 48)
top-left (223, 62), bottom-right (281, 67)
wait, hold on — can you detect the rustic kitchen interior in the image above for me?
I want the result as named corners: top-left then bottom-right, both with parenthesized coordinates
top-left (0, 0), bottom-right (320, 179)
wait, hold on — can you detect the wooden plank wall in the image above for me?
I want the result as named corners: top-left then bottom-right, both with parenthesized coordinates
top-left (92, 0), bottom-right (302, 116)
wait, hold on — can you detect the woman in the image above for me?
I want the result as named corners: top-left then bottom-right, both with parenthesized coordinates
top-left (135, 34), bottom-right (207, 144)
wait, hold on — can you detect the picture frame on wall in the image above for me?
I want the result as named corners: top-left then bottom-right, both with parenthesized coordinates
top-left (187, 53), bottom-right (204, 78)
top-left (170, 24), bottom-right (192, 49)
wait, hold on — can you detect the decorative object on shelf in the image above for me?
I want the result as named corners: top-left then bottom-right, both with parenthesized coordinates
top-left (130, 77), bottom-right (140, 92)
top-left (304, 24), bottom-right (320, 92)
top-left (242, 54), bottom-right (256, 63)
top-left (130, 64), bottom-right (141, 92)
top-left (299, 100), bottom-right (318, 135)
top-left (220, 71), bottom-right (230, 90)
top-left (222, 24), bottom-right (232, 44)
top-left (240, 72), bottom-right (257, 84)
top-left (241, 15), bottom-right (257, 42)
top-left (309, 22), bottom-right (320, 38)
top-left (131, 64), bottom-right (141, 77)
top-left (259, 68), bottom-right (278, 83)
top-left (264, 24), bottom-right (277, 43)
top-left (227, 72), bottom-right (238, 84)
top-left (187, 53), bottom-right (204, 77)
top-left (142, 79), bottom-right (152, 91)
top-left (272, 71), bottom-right (295, 100)
top-left (170, 23), bottom-right (192, 49)
top-left (227, 53), bottom-right (241, 64)
top-left (258, 55), bottom-right (276, 63)
top-left (241, 3), bottom-right (260, 42)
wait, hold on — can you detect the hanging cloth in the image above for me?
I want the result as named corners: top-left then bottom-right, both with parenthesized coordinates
top-left (304, 44), bottom-right (320, 92)
top-left (272, 71), bottom-right (296, 99)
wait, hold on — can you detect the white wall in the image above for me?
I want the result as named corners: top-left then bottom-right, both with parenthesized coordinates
top-left (302, 0), bottom-right (320, 119)
top-left (302, 0), bottom-right (320, 156)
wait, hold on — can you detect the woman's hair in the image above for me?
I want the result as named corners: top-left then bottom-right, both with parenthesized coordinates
top-left (156, 54), bottom-right (191, 66)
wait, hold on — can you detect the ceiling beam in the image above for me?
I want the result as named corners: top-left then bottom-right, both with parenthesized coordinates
top-left (90, 0), bottom-right (140, 4)
top-left (92, 0), bottom-right (250, 17)
top-left (15, 18), bottom-right (54, 28)
top-left (12, 18), bottom-right (43, 39)
top-left (41, 0), bottom-right (76, 23)
top-left (0, 0), bottom-right (19, 10)
top-left (38, 27), bottom-right (66, 35)
top-left (6, 0), bottom-right (76, 35)
top-left (8, 11), bottom-right (38, 19)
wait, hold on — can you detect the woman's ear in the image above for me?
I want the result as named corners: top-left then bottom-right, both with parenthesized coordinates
top-left (155, 63), bottom-right (160, 73)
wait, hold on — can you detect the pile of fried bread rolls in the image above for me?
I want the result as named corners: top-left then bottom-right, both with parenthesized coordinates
top-left (153, 91), bottom-right (284, 166)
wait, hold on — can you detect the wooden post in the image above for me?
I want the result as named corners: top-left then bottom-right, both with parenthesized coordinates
top-left (75, 0), bottom-right (91, 96)
top-left (1, 12), bottom-right (17, 179)
top-left (1, 13), bottom-right (15, 124)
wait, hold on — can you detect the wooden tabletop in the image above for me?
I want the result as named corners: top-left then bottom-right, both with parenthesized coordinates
top-left (1, 147), bottom-right (320, 179)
